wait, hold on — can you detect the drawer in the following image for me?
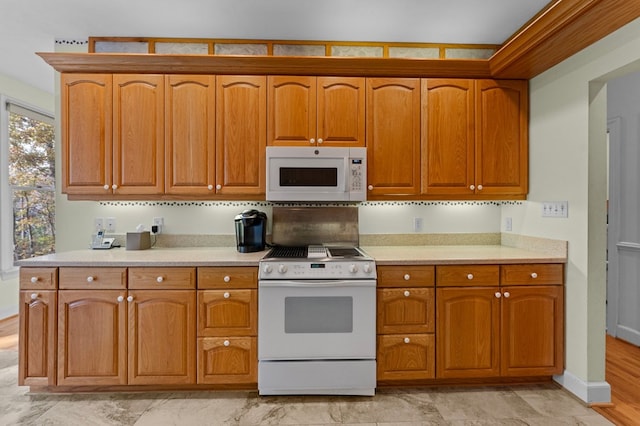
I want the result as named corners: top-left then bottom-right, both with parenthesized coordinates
top-left (377, 288), bottom-right (434, 334)
top-left (377, 334), bottom-right (435, 382)
top-left (197, 337), bottom-right (257, 385)
top-left (198, 289), bottom-right (257, 336)
top-left (377, 265), bottom-right (435, 288)
top-left (436, 265), bottom-right (499, 287)
top-left (128, 267), bottom-right (196, 289)
top-left (20, 267), bottom-right (57, 290)
top-left (198, 267), bottom-right (257, 289)
top-left (59, 267), bottom-right (127, 289)
top-left (501, 264), bottom-right (564, 286)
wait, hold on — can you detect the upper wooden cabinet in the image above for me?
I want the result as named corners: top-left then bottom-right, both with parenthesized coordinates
top-left (216, 76), bottom-right (267, 195)
top-left (366, 78), bottom-right (422, 196)
top-left (422, 79), bottom-right (528, 198)
top-left (165, 75), bottom-right (216, 195)
top-left (267, 76), bottom-right (365, 147)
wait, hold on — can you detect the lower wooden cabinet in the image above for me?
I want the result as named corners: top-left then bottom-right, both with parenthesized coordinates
top-left (197, 337), bottom-right (257, 384)
top-left (18, 290), bottom-right (57, 386)
top-left (377, 334), bottom-right (435, 381)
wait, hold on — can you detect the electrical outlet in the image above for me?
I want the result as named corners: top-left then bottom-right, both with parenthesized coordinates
top-left (105, 217), bottom-right (117, 232)
top-left (153, 217), bottom-right (164, 233)
top-left (94, 217), bottom-right (104, 232)
top-left (542, 201), bottom-right (569, 218)
top-left (413, 217), bottom-right (423, 232)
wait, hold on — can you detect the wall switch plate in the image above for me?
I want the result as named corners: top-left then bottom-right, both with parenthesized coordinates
top-left (505, 217), bottom-right (513, 231)
top-left (105, 217), bottom-right (117, 232)
top-left (542, 201), bottom-right (569, 218)
top-left (413, 217), bottom-right (423, 232)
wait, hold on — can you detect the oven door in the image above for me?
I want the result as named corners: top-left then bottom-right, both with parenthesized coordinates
top-left (258, 279), bottom-right (376, 360)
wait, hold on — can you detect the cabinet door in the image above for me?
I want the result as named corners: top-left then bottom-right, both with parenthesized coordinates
top-left (165, 75), bottom-right (216, 195)
top-left (317, 77), bottom-right (365, 147)
top-left (128, 290), bottom-right (196, 385)
top-left (366, 78), bottom-right (421, 196)
top-left (267, 76), bottom-right (316, 146)
top-left (377, 334), bottom-right (435, 381)
top-left (198, 289), bottom-right (257, 337)
top-left (57, 290), bottom-right (127, 386)
top-left (436, 287), bottom-right (500, 378)
top-left (377, 288), bottom-right (434, 334)
top-left (475, 79), bottom-right (528, 196)
top-left (113, 74), bottom-right (165, 195)
top-left (197, 337), bottom-right (257, 384)
top-left (501, 286), bottom-right (564, 376)
top-left (422, 79), bottom-right (475, 195)
top-left (216, 76), bottom-right (266, 195)
top-left (60, 73), bottom-right (113, 195)
top-left (18, 290), bottom-right (56, 386)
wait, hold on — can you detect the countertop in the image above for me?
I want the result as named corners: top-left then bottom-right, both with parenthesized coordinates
top-left (16, 244), bottom-right (566, 267)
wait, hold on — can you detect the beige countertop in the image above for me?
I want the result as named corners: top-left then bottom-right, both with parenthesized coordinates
top-left (16, 244), bottom-right (566, 267)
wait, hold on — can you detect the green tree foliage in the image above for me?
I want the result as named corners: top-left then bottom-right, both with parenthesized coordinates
top-left (8, 112), bottom-right (55, 261)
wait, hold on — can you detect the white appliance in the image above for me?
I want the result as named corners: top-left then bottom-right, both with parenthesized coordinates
top-left (266, 146), bottom-right (367, 202)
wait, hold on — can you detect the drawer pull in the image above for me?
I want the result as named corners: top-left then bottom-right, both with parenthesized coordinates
top-left (156, 276), bottom-right (164, 283)
top-left (495, 292), bottom-right (502, 298)
top-left (404, 274), bottom-right (410, 281)
top-left (467, 274), bottom-right (474, 280)
top-left (30, 293), bottom-right (38, 300)
top-left (404, 290), bottom-right (410, 297)
top-left (224, 340), bottom-right (230, 347)
top-left (127, 296), bottom-right (134, 303)
top-left (86, 276), bottom-right (95, 283)
top-left (117, 295), bottom-right (124, 303)
top-left (224, 292), bottom-right (230, 299)
top-left (531, 272), bottom-right (538, 279)
top-left (224, 275), bottom-right (231, 283)
top-left (404, 337), bottom-right (410, 344)
top-left (503, 291), bottom-right (510, 298)
top-left (30, 276), bottom-right (38, 283)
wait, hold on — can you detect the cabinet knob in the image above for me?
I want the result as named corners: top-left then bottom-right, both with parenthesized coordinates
top-left (223, 275), bottom-right (231, 283)
top-left (368, 185), bottom-right (373, 191)
top-left (156, 276), bottom-right (164, 283)
top-left (104, 184), bottom-right (110, 190)
top-left (216, 184), bottom-right (222, 190)
top-left (310, 138), bottom-right (315, 144)
top-left (30, 293), bottom-right (38, 300)
top-left (404, 274), bottom-right (410, 281)
top-left (207, 184), bottom-right (214, 190)
top-left (404, 337), bottom-right (410, 344)
top-left (467, 274), bottom-right (474, 280)
top-left (86, 276), bottom-right (95, 283)
top-left (503, 291), bottom-right (510, 298)
top-left (531, 272), bottom-right (538, 279)
top-left (224, 292), bottom-right (230, 299)
top-left (317, 138), bottom-right (323, 144)
top-left (127, 295), bottom-right (134, 302)
top-left (404, 290), bottom-right (410, 297)
top-left (30, 276), bottom-right (38, 283)
top-left (224, 340), bottom-right (230, 347)
top-left (477, 184), bottom-right (483, 190)
top-left (117, 295), bottom-right (124, 303)
top-left (111, 184), bottom-right (118, 190)
top-left (495, 292), bottom-right (502, 298)
top-left (470, 185), bottom-right (475, 191)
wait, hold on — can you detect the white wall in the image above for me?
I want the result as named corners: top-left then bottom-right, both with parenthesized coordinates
top-left (503, 16), bottom-right (640, 403)
top-left (0, 73), bottom-right (54, 319)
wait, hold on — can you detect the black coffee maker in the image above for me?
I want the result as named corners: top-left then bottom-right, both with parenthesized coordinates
top-left (234, 209), bottom-right (267, 253)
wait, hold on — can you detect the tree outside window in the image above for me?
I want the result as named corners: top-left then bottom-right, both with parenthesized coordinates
top-left (8, 104), bottom-right (55, 261)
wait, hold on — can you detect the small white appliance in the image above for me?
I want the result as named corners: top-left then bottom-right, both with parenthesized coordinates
top-left (266, 146), bottom-right (367, 202)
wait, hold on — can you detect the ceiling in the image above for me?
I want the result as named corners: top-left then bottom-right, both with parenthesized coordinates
top-left (0, 0), bottom-right (551, 96)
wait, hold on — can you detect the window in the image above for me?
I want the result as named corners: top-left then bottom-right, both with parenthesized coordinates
top-left (1, 97), bottom-right (55, 277)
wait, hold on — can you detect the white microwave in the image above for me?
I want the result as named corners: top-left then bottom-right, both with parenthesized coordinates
top-left (266, 147), bottom-right (367, 202)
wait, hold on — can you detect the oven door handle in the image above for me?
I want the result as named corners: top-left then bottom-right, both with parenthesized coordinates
top-left (259, 280), bottom-right (376, 288)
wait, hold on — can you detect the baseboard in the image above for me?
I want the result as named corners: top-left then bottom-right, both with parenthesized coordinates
top-left (554, 370), bottom-right (611, 404)
top-left (0, 304), bottom-right (18, 321)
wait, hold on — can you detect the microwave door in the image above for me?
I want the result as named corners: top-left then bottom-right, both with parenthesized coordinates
top-left (267, 156), bottom-right (349, 201)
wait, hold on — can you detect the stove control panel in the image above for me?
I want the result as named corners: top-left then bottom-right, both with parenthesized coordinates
top-left (260, 260), bottom-right (377, 279)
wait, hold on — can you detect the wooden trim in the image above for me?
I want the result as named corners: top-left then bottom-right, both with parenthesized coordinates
top-left (490, 0), bottom-right (640, 78)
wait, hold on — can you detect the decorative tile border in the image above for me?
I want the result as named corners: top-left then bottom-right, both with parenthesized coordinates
top-left (98, 201), bottom-right (524, 207)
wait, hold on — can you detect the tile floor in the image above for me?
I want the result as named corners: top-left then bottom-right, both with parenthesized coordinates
top-left (0, 349), bottom-right (613, 425)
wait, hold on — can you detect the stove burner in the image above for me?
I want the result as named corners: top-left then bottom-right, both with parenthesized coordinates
top-left (264, 246), bottom-right (308, 259)
top-left (327, 247), bottom-right (362, 258)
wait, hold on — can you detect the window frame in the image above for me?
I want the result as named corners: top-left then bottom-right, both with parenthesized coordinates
top-left (0, 95), bottom-right (55, 279)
